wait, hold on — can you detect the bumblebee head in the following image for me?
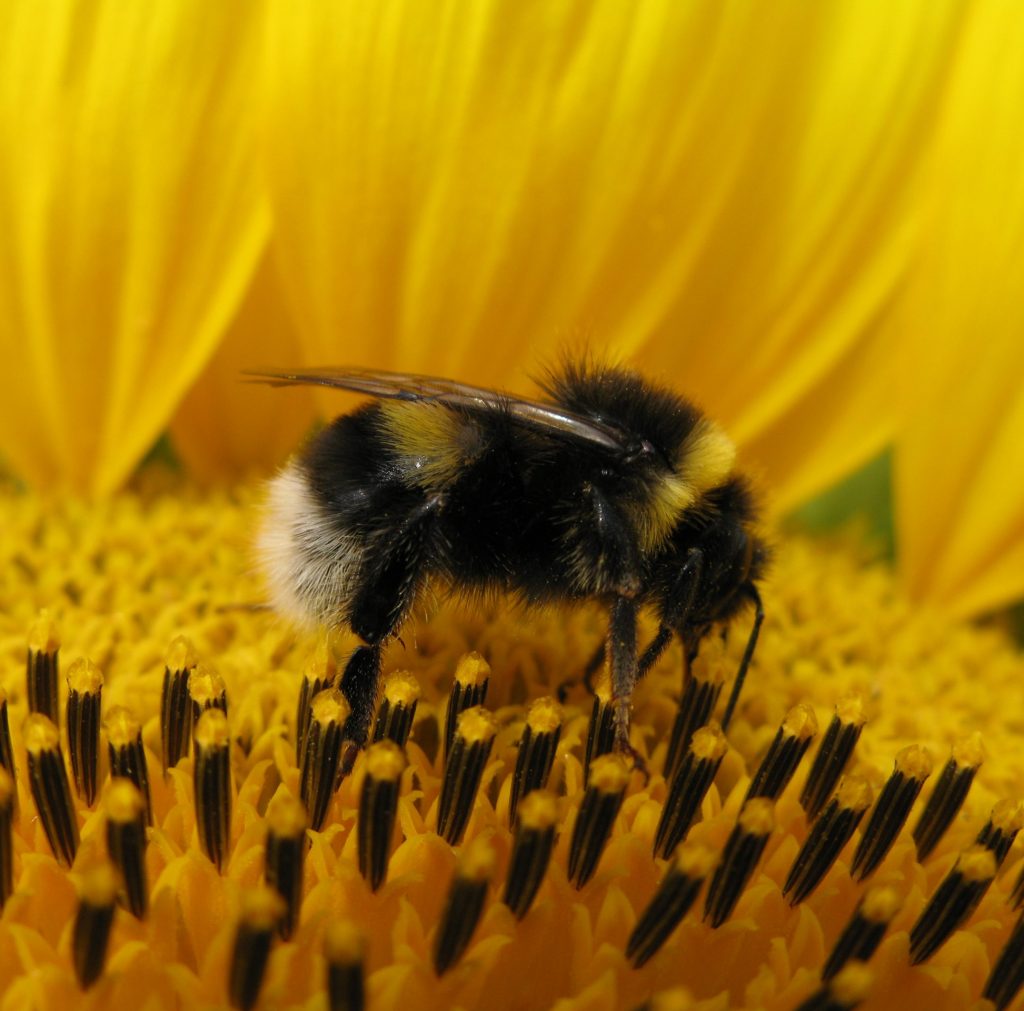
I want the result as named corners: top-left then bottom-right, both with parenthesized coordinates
top-left (543, 362), bottom-right (738, 553)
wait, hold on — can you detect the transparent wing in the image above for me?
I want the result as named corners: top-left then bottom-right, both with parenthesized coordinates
top-left (245, 366), bottom-right (628, 453)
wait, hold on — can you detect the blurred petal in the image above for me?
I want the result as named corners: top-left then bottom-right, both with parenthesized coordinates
top-left (264, 0), bottom-right (961, 508)
top-left (0, 0), bottom-right (268, 493)
top-left (894, 4), bottom-right (1024, 616)
top-left (630, 0), bottom-right (964, 508)
top-left (170, 252), bottom-right (317, 483)
top-left (739, 323), bottom-right (896, 514)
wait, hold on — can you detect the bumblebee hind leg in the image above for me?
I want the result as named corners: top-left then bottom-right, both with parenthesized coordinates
top-left (338, 493), bottom-right (446, 770)
top-left (339, 643), bottom-right (384, 771)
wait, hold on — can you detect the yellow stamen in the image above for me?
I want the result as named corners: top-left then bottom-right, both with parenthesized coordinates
top-left (105, 705), bottom-right (153, 826)
top-left (628, 842), bottom-right (717, 968)
top-left (228, 888), bottom-right (286, 1011)
top-left (745, 702), bottom-right (819, 803)
top-left (583, 670), bottom-right (615, 787)
top-left (371, 669), bottom-right (421, 748)
top-left (822, 885), bottom-right (901, 982)
top-left (655, 724), bottom-right (728, 859)
top-left (188, 662), bottom-right (229, 733)
top-left (663, 644), bottom-right (728, 783)
top-left (569, 754), bottom-right (629, 888)
top-left (194, 707), bottom-right (232, 872)
top-left (300, 688), bottom-right (351, 832)
top-left (704, 798), bottom-right (775, 928)
top-left (976, 797), bottom-right (1024, 868)
top-left (913, 732), bottom-right (985, 862)
top-left (325, 921), bottom-right (366, 1011)
top-left (785, 775), bottom-right (873, 905)
top-left (104, 779), bottom-right (148, 919)
top-left (296, 637), bottom-right (339, 765)
top-left (852, 744), bottom-right (932, 881)
top-left (265, 792), bottom-right (307, 941)
top-left (444, 651), bottom-right (491, 763)
top-left (72, 862), bottom-right (118, 989)
top-left (26, 610), bottom-right (60, 724)
top-left (509, 696), bottom-right (563, 827)
top-left (910, 844), bottom-right (998, 964)
top-left (433, 835), bottom-right (495, 976)
top-left (162, 635), bottom-right (198, 773)
top-left (800, 693), bottom-right (866, 821)
top-left (24, 712), bottom-right (78, 867)
top-left (503, 789), bottom-right (558, 920)
top-left (65, 657), bottom-right (103, 807)
top-left (437, 705), bottom-right (497, 846)
top-left (357, 740), bottom-right (406, 891)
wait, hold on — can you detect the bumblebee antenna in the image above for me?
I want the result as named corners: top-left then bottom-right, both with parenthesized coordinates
top-left (720, 584), bottom-right (764, 731)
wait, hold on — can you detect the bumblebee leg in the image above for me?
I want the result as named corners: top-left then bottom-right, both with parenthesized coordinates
top-left (608, 595), bottom-right (648, 778)
top-left (719, 584), bottom-right (764, 730)
top-left (340, 493), bottom-right (445, 770)
top-left (339, 644), bottom-right (383, 772)
top-left (636, 626), bottom-right (672, 681)
top-left (636, 547), bottom-right (704, 682)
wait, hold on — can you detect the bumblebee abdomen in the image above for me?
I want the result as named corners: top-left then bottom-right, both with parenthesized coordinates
top-left (375, 401), bottom-right (487, 491)
top-left (262, 401), bottom-right (534, 625)
top-left (258, 459), bottom-right (366, 626)
top-left (260, 404), bottom-right (421, 626)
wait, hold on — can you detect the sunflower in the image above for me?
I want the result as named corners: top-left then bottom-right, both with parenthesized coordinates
top-left (1, 2), bottom-right (1023, 1010)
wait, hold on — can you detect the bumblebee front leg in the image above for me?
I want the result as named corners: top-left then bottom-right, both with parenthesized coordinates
top-left (719, 584), bottom-right (764, 730)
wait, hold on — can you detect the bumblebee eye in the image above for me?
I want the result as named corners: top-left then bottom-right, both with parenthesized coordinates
top-left (624, 438), bottom-right (670, 469)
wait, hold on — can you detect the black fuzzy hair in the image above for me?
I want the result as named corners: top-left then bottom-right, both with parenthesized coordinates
top-left (537, 358), bottom-right (703, 462)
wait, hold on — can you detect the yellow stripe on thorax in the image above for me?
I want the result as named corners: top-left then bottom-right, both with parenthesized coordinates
top-left (681, 419), bottom-right (736, 495)
top-left (630, 419), bottom-right (737, 552)
top-left (378, 401), bottom-right (480, 489)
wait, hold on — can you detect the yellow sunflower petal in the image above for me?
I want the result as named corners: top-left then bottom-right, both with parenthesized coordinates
top-left (631, 0), bottom-right (963, 508)
top-left (0, 0), bottom-right (268, 494)
top-left (894, 3), bottom-right (1024, 616)
top-left (263, 0), bottom-right (960, 511)
top-left (170, 252), bottom-right (317, 483)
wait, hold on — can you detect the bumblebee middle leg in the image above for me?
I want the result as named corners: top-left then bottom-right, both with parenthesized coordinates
top-left (572, 546), bottom-right (704, 698)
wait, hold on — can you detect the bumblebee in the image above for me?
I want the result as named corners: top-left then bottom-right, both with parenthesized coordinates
top-left (254, 361), bottom-right (768, 765)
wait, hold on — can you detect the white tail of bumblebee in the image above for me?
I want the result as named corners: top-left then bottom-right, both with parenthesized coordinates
top-left (258, 462), bottom-right (362, 627)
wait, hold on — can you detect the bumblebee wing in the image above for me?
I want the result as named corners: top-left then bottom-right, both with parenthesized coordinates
top-left (246, 366), bottom-right (628, 452)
